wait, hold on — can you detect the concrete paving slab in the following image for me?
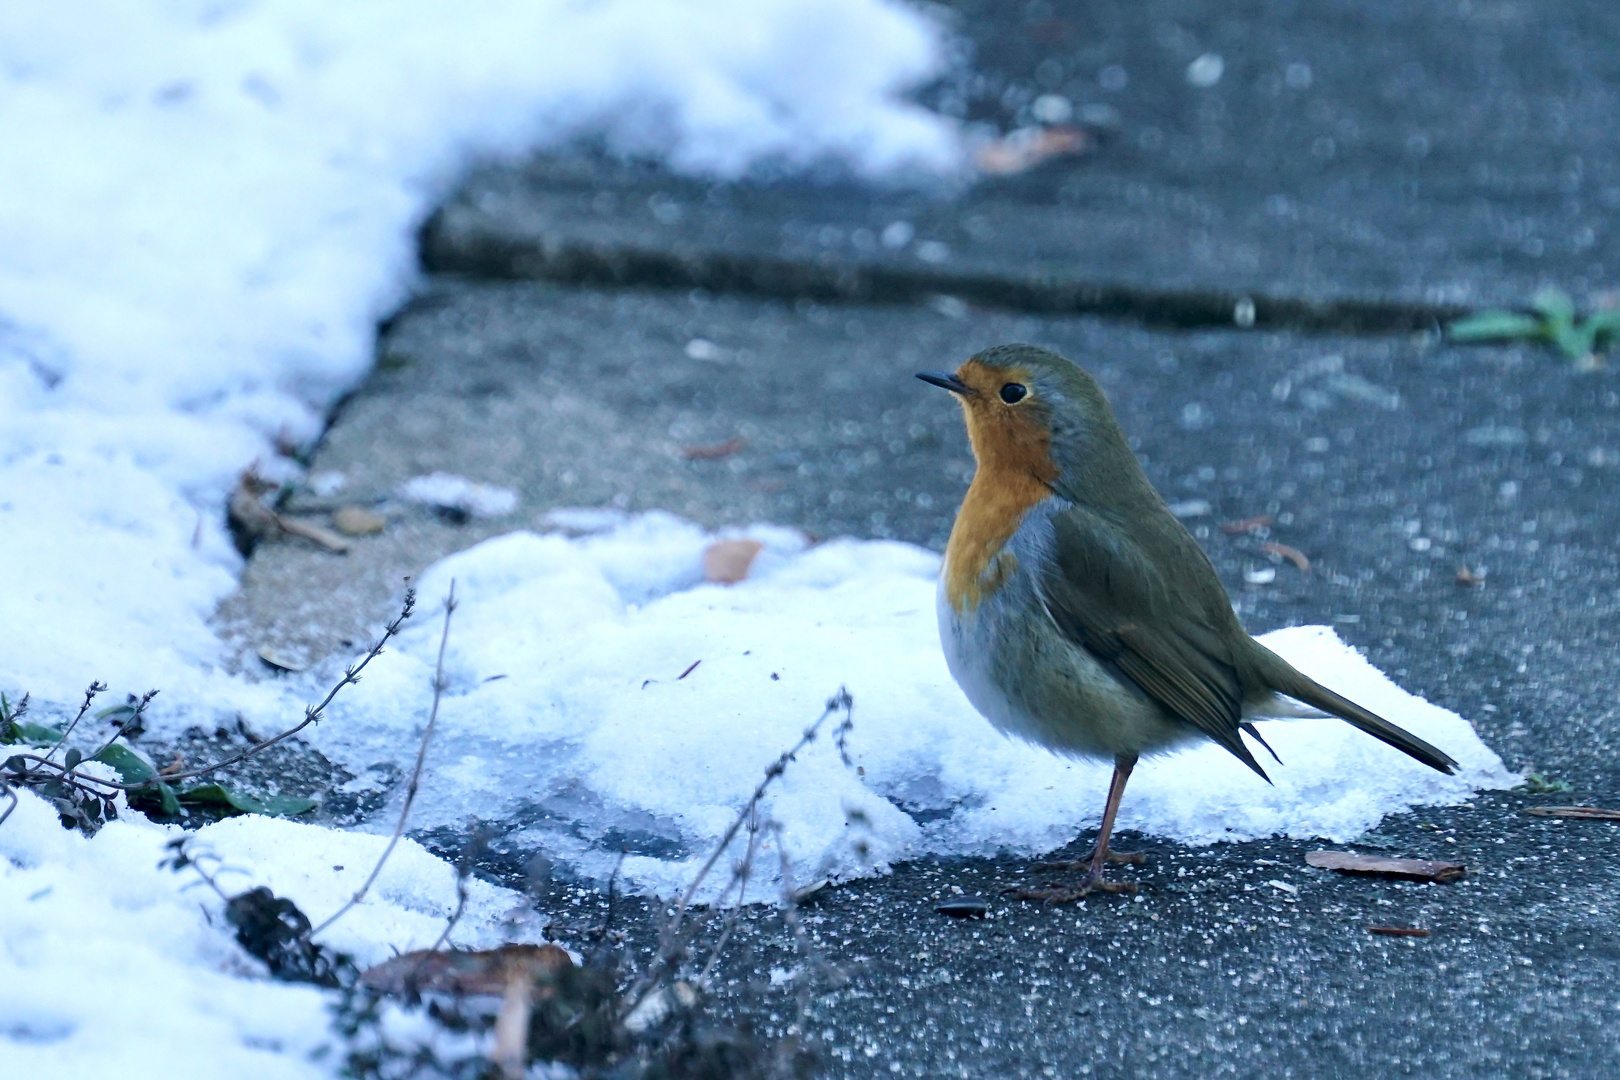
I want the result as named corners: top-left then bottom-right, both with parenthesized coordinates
top-left (424, 0), bottom-right (1620, 327)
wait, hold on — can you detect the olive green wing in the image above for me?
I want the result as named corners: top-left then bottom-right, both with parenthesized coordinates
top-left (1037, 505), bottom-right (1268, 780)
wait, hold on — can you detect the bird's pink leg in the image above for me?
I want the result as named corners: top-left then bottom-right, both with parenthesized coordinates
top-left (1011, 754), bottom-right (1142, 903)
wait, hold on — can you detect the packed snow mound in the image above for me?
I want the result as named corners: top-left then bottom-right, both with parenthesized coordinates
top-left (315, 513), bottom-right (1516, 899)
top-left (0, 787), bottom-right (538, 1079)
top-left (0, 0), bottom-right (959, 706)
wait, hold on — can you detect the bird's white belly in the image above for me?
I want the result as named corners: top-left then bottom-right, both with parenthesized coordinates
top-left (936, 530), bottom-right (1194, 761)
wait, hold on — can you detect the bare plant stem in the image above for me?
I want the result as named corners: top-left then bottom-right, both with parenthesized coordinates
top-left (695, 806), bottom-right (763, 989)
top-left (425, 825), bottom-right (485, 956)
top-left (159, 591), bottom-right (417, 785)
top-left (0, 591), bottom-right (417, 824)
top-left (768, 819), bottom-right (826, 1080)
top-left (306, 582), bottom-right (456, 943)
top-left (43, 683), bottom-right (106, 763)
top-left (622, 687), bottom-right (853, 1018)
top-left (0, 785), bottom-right (16, 828)
top-left (76, 689), bottom-right (158, 777)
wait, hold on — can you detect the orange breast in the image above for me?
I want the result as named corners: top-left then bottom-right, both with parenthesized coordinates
top-left (944, 470), bottom-right (1050, 611)
top-left (943, 362), bottom-right (1059, 612)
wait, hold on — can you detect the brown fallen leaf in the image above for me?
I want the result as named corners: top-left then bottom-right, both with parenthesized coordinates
top-left (1220, 514), bottom-right (1275, 535)
top-left (1524, 806), bottom-right (1620, 821)
top-left (227, 470), bottom-right (352, 554)
top-left (363, 944), bottom-right (574, 1080)
top-left (1368, 926), bottom-right (1430, 938)
top-left (277, 516), bottom-right (351, 553)
top-left (360, 943), bottom-right (573, 997)
top-left (683, 436), bottom-right (745, 461)
top-left (1260, 542), bottom-right (1311, 572)
top-left (227, 472), bottom-right (282, 554)
top-left (158, 753), bottom-right (185, 777)
top-left (975, 126), bottom-right (1092, 175)
top-left (703, 538), bottom-right (764, 585)
top-left (1305, 850), bottom-right (1466, 883)
top-left (332, 505), bottom-right (386, 536)
top-left (1456, 566), bottom-right (1485, 587)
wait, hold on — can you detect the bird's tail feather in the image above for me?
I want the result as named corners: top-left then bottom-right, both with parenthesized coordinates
top-left (1273, 670), bottom-right (1459, 775)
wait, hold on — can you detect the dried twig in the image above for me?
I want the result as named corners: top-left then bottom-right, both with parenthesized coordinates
top-left (79, 690), bottom-right (159, 774)
top-left (307, 582), bottom-right (456, 942)
top-left (44, 683), bottom-right (106, 763)
top-left (426, 825), bottom-right (487, 957)
top-left (163, 592), bottom-right (415, 785)
top-left (694, 808), bottom-right (764, 989)
top-left (622, 688), bottom-right (854, 1018)
top-left (3, 591), bottom-right (416, 814)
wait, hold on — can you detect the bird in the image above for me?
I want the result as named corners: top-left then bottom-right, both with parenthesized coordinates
top-left (916, 344), bottom-right (1457, 902)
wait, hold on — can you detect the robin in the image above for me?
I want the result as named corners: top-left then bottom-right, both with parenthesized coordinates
top-left (917, 344), bottom-right (1457, 902)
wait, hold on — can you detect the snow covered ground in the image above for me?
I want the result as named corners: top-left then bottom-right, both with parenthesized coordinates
top-left (0, 1), bottom-right (1514, 1074)
top-left (0, 0), bottom-right (957, 707)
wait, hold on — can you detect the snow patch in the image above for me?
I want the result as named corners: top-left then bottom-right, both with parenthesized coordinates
top-left (0, 787), bottom-right (534, 1077)
top-left (400, 473), bottom-right (520, 519)
top-left (0, 0), bottom-right (958, 706)
top-left (313, 514), bottom-right (1515, 900)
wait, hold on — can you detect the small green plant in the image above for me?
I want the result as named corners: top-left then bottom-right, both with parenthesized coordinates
top-left (1448, 288), bottom-right (1620, 367)
top-left (1514, 772), bottom-right (1573, 795)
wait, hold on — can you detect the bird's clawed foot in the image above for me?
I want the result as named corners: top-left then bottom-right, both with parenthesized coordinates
top-left (1034, 846), bottom-right (1147, 870)
top-left (1005, 868), bottom-right (1138, 905)
top-left (1008, 848), bottom-right (1145, 903)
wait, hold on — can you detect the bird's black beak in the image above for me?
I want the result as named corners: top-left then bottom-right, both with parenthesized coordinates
top-left (915, 371), bottom-right (973, 395)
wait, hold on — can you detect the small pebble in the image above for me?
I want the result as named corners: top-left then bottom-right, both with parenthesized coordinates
top-left (935, 897), bottom-right (990, 919)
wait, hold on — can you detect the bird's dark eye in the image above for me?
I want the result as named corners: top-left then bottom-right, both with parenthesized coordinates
top-left (999, 382), bottom-right (1028, 404)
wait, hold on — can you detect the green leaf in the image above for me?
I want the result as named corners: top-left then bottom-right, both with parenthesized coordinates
top-left (257, 794), bottom-right (319, 816)
top-left (92, 743), bottom-right (159, 785)
top-left (1549, 320), bottom-right (1598, 360)
top-left (95, 702), bottom-right (138, 722)
top-left (126, 780), bottom-right (181, 817)
top-left (1530, 288), bottom-right (1576, 324)
top-left (176, 783), bottom-right (316, 817)
top-left (1587, 308), bottom-right (1620, 346)
top-left (2, 720), bottom-right (66, 747)
top-left (1447, 310), bottom-right (1543, 342)
top-left (64, 748), bottom-right (82, 770)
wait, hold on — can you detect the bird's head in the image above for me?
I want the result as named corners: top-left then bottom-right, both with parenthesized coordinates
top-left (917, 343), bottom-right (1142, 504)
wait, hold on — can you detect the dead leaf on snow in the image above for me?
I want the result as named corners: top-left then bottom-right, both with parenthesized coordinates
top-left (703, 538), bottom-right (764, 584)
